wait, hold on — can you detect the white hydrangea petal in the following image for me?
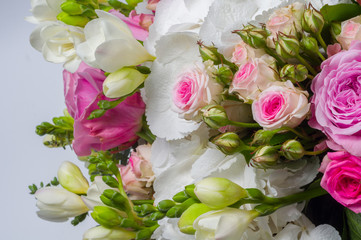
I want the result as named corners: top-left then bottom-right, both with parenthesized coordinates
top-left (301, 224), bottom-right (341, 240)
top-left (274, 223), bottom-right (302, 240)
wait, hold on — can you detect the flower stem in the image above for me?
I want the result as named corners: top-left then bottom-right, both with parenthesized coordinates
top-left (228, 121), bottom-right (261, 128)
top-left (315, 33), bottom-right (328, 53)
top-left (296, 54), bottom-right (317, 75)
top-left (279, 126), bottom-right (312, 141)
top-left (304, 148), bottom-right (328, 156)
top-left (317, 51), bottom-right (326, 61)
top-left (265, 47), bottom-right (286, 66)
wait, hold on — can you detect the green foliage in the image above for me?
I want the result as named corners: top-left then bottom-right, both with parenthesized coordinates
top-left (28, 177), bottom-right (59, 194)
top-left (87, 151), bottom-right (123, 181)
top-left (71, 212), bottom-right (88, 226)
top-left (345, 208), bottom-right (361, 240)
top-left (321, 3), bottom-right (361, 24)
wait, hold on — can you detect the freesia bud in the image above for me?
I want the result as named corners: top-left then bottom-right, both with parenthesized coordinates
top-left (83, 226), bottom-right (136, 240)
top-left (57, 12), bottom-right (89, 27)
top-left (275, 34), bottom-right (300, 58)
top-left (157, 200), bottom-right (176, 212)
top-left (103, 67), bottom-right (147, 98)
top-left (57, 161), bottom-right (89, 194)
top-left (280, 64), bottom-right (308, 83)
top-left (281, 139), bottom-right (305, 160)
top-left (302, 7), bottom-right (324, 34)
top-left (251, 146), bottom-right (279, 168)
top-left (194, 177), bottom-right (247, 209)
top-left (35, 187), bottom-right (89, 222)
top-left (61, 2), bottom-right (87, 15)
top-left (193, 208), bottom-right (259, 240)
top-left (212, 132), bottom-right (241, 155)
top-left (91, 206), bottom-right (123, 228)
top-left (201, 105), bottom-right (229, 129)
top-left (178, 203), bottom-right (212, 234)
top-left (43, 134), bottom-right (62, 148)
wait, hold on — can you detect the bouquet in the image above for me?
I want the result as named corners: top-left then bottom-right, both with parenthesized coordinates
top-left (27, 0), bottom-right (361, 239)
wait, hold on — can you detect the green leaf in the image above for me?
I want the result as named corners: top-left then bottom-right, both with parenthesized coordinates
top-left (321, 4), bottom-right (361, 23)
top-left (87, 109), bottom-right (106, 120)
top-left (345, 208), bottom-right (361, 240)
top-left (269, 131), bottom-right (296, 146)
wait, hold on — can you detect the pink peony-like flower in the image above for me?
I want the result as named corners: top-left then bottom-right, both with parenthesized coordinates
top-left (252, 81), bottom-right (310, 130)
top-left (109, 10), bottom-right (154, 41)
top-left (119, 144), bottom-right (154, 200)
top-left (172, 62), bottom-right (222, 120)
top-left (229, 55), bottom-right (278, 102)
top-left (320, 151), bottom-right (361, 213)
top-left (63, 62), bottom-right (145, 156)
top-left (337, 16), bottom-right (361, 50)
top-left (309, 41), bottom-right (361, 157)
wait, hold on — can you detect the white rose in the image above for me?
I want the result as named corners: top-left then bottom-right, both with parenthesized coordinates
top-left (35, 187), bottom-right (88, 222)
top-left (30, 21), bottom-right (84, 72)
top-left (76, 10), bottom-right (155, 73)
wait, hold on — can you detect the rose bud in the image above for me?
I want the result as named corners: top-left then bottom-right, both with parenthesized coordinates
top-left (302, 7), bottom-right (324, 35)
top-left (58, 161), bottom-right (89, 194)
top-left (251, 146), bottom-right (279, 168)
top-left (251, 129), bottom-right (278, 145)
top-left (201, 105), bottom-right (229, 129)
top-left (216, 66), bottom-right (233, 85)
top-left (235, 25), bottom-right (269, 49)
top-left (280, 64), bottom-right (308, 83)
top-left (212, 132), bottom-right (241, 155)
top-left (275, 33), bottom-right (300, 58)
top-left (281, 139), bottom-right (305, 160)
top-left (199, 46), bottom-right (221, 64)
top-left (300, 36), bottom-right (319, 54)
top-left (194, 177), bottom-right (248, 209)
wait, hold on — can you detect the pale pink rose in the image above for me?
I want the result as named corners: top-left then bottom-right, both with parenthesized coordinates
top-left (230, 42), bottom-right (265, 66)
top-left (266, 2), bottom-right (304, 47)
top-left (172, 62), bottom-right (223, 120)
top-left (326, 43), bottom-right (342, 57)
top-left (119, 165), bottom-right (151, 200)
top-left (337, 16), bottom-right (361, 50)
top-left (109, 10), bottom-right (153, 41)
top-left (229, 55), bottom-right (278, 102)
top-left (320, 151), bottom-right (361, 213)
top-left (252, 81), bottom-right (310, 130)
top-left (147, 0), bottom-right (160, 11)
top-left (218, 101), bottom-right (253, 133)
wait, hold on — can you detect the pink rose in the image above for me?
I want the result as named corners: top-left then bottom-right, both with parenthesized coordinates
top-left (266, 2), bottom-right (304, 47)
top-left (252, 81), bottom-right (310, 130)
top-left (63, 62), bottom-right (145, 156)
top-left (230, 42), bottom-right (265, 66)
top-left (109, 10), bottom-right (154, 41)
top-left (119, 144), bottom-right (154, 200)
top-left (229, 55), bottom-right (278, 102)
top-left (337, 16), bottom-right (361, 50)
top-left (172, 62), bottom-right (222, 120)
top-left (309, 41), bottom-right (361, 157)
top-left (320, 151), bottom-right (361, 213)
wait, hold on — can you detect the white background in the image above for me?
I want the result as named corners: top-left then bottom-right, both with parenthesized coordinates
top-left (1, 2), bottom-right (95, 239)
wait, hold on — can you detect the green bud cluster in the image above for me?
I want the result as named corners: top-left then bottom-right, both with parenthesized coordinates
top-left (235, 25), bottom-right (269, 49)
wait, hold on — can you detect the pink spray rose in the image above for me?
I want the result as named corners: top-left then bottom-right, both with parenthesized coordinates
top-left (230, 42), bottom-right (265, 66)
top-left (63, 62), bottom-right (145, 156)
top-left (252, 81), bottom-right (310, 130)
top-left (109, 10), bottom-right (154, 41)
top-left (337, 16), bottom-right (361, 50)
top-left (229, 55), bottom-right (278, 102)
top-left (172, 62), bottom-right (223, 120)
top-left (309, 41), bottom-right (361, 157)
top-left (320, 151), bottom-right (361, 213)
top-left (119, 144), bottom-right (154, 200)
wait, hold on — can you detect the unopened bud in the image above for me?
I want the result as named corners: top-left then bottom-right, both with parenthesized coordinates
top-left (199, 46), bottom-right (220, 64)
top-left (178, 203), bottom-right (212, 234)
top-left (251, 146), bottom-right (279, 168)
top-left (300, 36), bottom-right (319, 53)
top-left (58, 161), bottom-right (89, 194)
top-left (201, 105), bottom-right (229, 129)
top-left (166, 198), bottom-right (198, 218)
top-left (251, 129), bottom-right (277, 145)
top-left (216, 66), bottom-right (233, 84)
top-left (235, 25), bottom-right (269, 49)
top-left (172, 191), bottom-right (190, 203)
top-left (275, 34), bottom-right (300, 58)
top-left (57, 12), bottom-right (89, 27)
top-left (281, 139), bottom-right (305, 160)
top-left (103, 67), bottom-right (147, 98)
top-left (330, 22), bottom-right (341, 39)
top-left (61, 2), bottom-right (86, 15)
top-left (280, 64), bottom-right (308, 83)
top-left (212, 132), bottom-right (241, 155)
top-left (195, 177), bottom-right (247, 209)
top-left (302, 7), bottom-right (324, 34)
top-left (91, 206), bottom-right (122, 228)
top-left (83, 226), bottom-right (136, 240)
top-left (43, 134), bottom-right (62, 148)
top-left (157, 200), bottom-right (176, 212)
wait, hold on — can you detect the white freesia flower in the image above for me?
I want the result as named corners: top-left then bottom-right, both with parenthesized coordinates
top-left (274, 214), bottom-right (341, 240)
top-left (83, 226), bottom-right (136, 240)
top-left (30, 21), bottom-right (84, 72)
top-left (194, 208), bottom-right (258, 240)
top-left (57, 161), bottom-right (89, 194)
top-left (145, 32), bottom-right (222, 140)
top-left (26, 0), bottom-right (64, 24)
top-left (35, 187), bottom-right (88, 222)
top-left (81, 176), bottom-right (118, 210)
top-left (76, 10), bottom-right (154, 73)
top-left (144, 0), bottom-right (215, 55)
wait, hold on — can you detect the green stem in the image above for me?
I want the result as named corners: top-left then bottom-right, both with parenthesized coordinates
top-left (276, 186), bottom-right (327, 205)
top-left (279, 126), bottom-right (312, 141)
top-left (296, 54), bottom-right (317, 75)
top-left (228, 121), bottom-right (261, 128)
top-left (304, 148), bottom-right (329, 156)
top-left (317, 51), bottom-right (326, 61)
top-left (132, 200), bottom-right (155, 205)
top-left (315, 33), bottom-right (328, 53)
top-left (307, 74), bottom-right (314, 80)
top-left (265, 47), bottom-right (286, 66)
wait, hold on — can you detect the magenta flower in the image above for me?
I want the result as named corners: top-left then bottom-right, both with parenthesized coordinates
top-left (320, 151), bottom-right (361, 213)
top-left (309, 41), bottom-right (361, 157)
top-left (63, 62), bottom-right (145, 156)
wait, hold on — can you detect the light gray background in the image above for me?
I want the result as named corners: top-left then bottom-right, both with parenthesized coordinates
top-left (1, 2), bottom-right (96, 239)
